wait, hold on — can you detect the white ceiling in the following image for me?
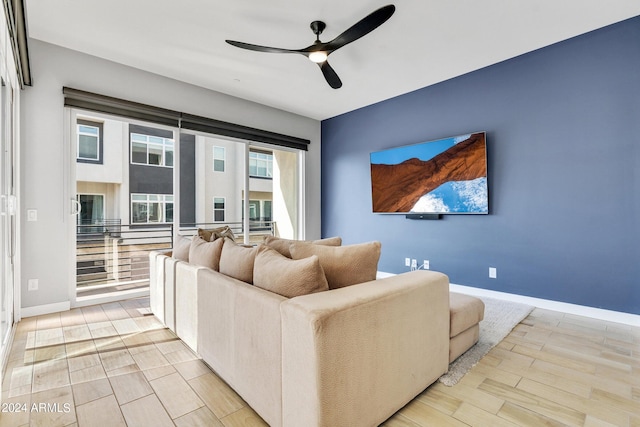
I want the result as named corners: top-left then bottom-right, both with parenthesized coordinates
top-left (25, 1), bottom-right (640, 121)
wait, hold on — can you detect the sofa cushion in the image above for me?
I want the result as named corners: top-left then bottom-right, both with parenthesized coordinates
top-left (290, 241), bottom-right (381, 289)
top-left (188, 236), bottom-right (224, 271)
top-left (264, 235), bottom-right (342, 258)
top-left (219, 238), bottom-right (258, 284)
top-left (198, 226), bottom-right (236, 242)
top-left (172, 235), bottom-right (192, 262)
top-left (449, 292), bottom-right (485, 337)
top-left (253, 246), bottom-right (329, 298)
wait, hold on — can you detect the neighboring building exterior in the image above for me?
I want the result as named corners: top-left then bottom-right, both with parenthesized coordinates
top-left (75, 116), bottom-right (296, 240)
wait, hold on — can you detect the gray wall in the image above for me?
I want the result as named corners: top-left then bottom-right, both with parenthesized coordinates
top-left (321, 17), bottom-right (640, 315)
top-left (20, 39), bottom-right (321, 310)
top-left (179, 133), bottom-right (196, 225)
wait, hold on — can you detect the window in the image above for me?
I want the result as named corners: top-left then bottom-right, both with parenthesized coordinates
top-left (263, 201), bottom-right (272, 222)
top-left (249, 150), bottom-right (273, 178)
top-left (131, 194), bottom-right (173, 224)
top-left (77, 121), bottom-right (102, 163)
top-left (131, 133), bottom-right (174, 167)
top-left (213, 197), bottom-right (225, 222)
top-left (213, 146), bottom-right (225, 172)
top-left (248, 200), bottom-right (260, 221)
top-left (242, 199), bottom-right (272, 221)
top-left (77, 194), bottom-right (104, 224)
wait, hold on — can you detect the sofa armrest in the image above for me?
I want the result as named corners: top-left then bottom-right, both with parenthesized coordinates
top-left (148, 251), bottom-right (168, 323)
top-left (175, 262), bottom-right (206, 353)
top-left (280, 270), bottom-right (450, 427)
top-left (163, 257), bottom-right (179, 332)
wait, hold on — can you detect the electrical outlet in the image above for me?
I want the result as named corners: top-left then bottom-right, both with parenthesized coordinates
top-left (489, 267), bottom-right (497, 279)
top-left (405, 257), bottom-right (411, 267)
top-left (423, 260), bottom-right (430, 270)
top-left (28, 279), bottom-right (39, 291)
top-left (411, 259), bottom-right (417, 269)
top-left (27, 209), bottom-right (38, 222)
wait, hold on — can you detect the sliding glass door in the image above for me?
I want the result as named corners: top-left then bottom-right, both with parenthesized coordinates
top-left (70, 110), bottom-right (175, 304)
top-left (0, 78), bottom-right (15, 360)
top-left (178, 131), bottom-right (301, 243)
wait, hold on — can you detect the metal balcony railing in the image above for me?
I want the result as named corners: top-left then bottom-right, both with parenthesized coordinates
top-left (76, 220), bottom-right (276, 298)
top-left (76, 222), bottom-right (172, 295)
top-left (77, 219), bottom-right (122, 240)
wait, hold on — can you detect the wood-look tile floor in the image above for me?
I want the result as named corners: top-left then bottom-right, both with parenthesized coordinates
top-left (1, 299), bottom-right (638, 426)
top-left (1, 298), bottom-right (266, 427)
top-left (383, 308), bottom-right (640, 427)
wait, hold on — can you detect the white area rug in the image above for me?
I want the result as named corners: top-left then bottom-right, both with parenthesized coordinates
top-left (438, 296), bottom-right (534, 386)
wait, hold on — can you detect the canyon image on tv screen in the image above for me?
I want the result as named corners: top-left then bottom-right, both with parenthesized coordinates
top-left (370, 132), bottom-right (488, 214)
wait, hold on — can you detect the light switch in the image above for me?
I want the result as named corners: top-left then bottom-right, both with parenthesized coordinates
top-left (27, 209), bottom-right (38, 222)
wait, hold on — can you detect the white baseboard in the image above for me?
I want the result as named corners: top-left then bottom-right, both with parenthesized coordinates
top-left (21, 301), bottom-right (71, 318)
top-left (378, 271), bottom-right (640, 327)
top-left (449, 283), bottom-right (640, 327)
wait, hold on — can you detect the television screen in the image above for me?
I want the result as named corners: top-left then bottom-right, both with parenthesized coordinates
top-left (370, 132), bottom-right (488, 214)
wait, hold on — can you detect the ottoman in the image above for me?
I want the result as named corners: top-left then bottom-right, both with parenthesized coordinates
top-left (449, 292), bottom-right (485, 363)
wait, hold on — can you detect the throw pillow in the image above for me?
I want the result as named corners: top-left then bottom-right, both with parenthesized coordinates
top-left (253, 246), bottom-right (329, 298)
top-left (219, 238), bottom-right (258, 284)
top-left (263, 235), bottom-right (342, 258)
top-left (198, 226), bottom-right (236, 242)
top-left (289, 241), bottom-right (381, 289)
top-left (188, 236), bottom-right (224, 271)
top-left (172, 235), bottom-right (192, 262)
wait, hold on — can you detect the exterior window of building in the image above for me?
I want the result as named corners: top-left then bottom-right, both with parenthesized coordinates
top-left (131, 194), bottom-right (173, 224)
top-left (77, 194), bottom-right (105, 224)
top-left (213, 197), bottom-right (225, 222)
top-left (77, 121), bottom-right (103, 163)
top-left (131, 133), bottom-right (174, 167)
top-left (242, 200), bottom-right (272, 222)
top-left (249, 150), bottom-right (273, 178)
top-left (263, 201), bottom-right (272, 222)
top-left (248, 200), bottom-right (260, 221)
top-left (213, 146), bottom-right (225, 172)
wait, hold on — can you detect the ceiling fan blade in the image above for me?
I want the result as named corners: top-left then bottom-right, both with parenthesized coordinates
top-left (324, 4), bottom-right (395, 52)
top-left (318, 61), bottom-right (342, 89)
top-left (226, 40), bottom-right (301, 55)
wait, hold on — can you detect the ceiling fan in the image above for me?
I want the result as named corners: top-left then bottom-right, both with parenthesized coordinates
top-left (226, 5), bottom-right (396, 89)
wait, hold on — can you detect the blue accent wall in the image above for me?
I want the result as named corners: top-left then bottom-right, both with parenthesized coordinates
top-left (321, 17), bottom-right (640, 315)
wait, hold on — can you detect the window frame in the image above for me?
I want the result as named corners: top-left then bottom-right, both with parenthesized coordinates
top-left (130, 193), bottom-right (174, 224)
top-left (249, 149), bottom-right (273, 179)
top-left (76, 120), bottom-right (103, 164)
top-left (213, 146), bottom-right (225, 172)
top-left (130, 132), bottom-right (174, 168)
top-left (213, 197), bottom-right (226, 222)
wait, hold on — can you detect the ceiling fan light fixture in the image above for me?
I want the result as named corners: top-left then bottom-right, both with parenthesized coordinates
top-left (225, 5), bottom-right (395, 88)
top-left (308, 51), bottom-right (328, 63)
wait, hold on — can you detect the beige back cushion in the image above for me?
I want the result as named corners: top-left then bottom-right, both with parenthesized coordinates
top-left (289, 241), bottom-right (381, 289)
top-left (188, 236), bottom-right (224, 271)
top-left (253, 246), bottom-right (329, 298)
top-left (219, 238), bottom-right (258, 284)
top-left (263, 235), bottom-right (342, 258)
top-left (198, 226), bottom-right (236, 242)
top-left (172, 235), bottom-right (192, 262)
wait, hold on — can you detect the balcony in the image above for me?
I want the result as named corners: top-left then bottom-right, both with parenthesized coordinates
top-left (76, 220), bottom-right (276, 299)
top-left (76, 221), bottom-right (172, 298)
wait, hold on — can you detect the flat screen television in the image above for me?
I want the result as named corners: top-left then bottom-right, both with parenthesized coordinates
top-left (370, 132), bottom-right (488, 214)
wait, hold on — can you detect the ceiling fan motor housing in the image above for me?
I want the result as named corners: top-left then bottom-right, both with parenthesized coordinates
top-left (310, 21), bottom-right (326, 37)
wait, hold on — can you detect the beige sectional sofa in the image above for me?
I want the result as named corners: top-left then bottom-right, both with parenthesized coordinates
top-left (149, 234), bottom-right (482, 426)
